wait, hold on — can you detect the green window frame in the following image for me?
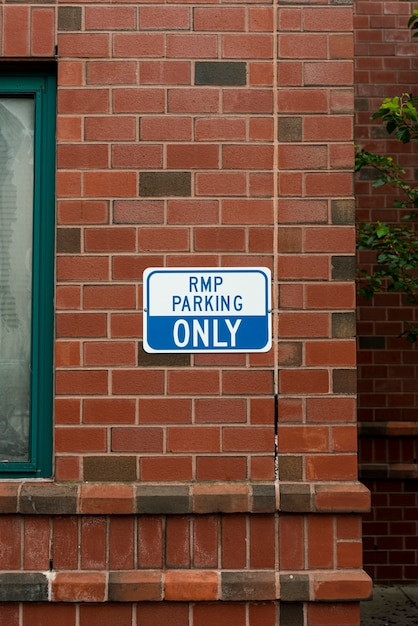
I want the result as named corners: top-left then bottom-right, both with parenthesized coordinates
top-left (0, 70), bottom-right (56, 478)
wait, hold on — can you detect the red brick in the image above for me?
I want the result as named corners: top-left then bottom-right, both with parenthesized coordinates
top-left (112, 255), bottom-right (162, 280)
top-left (140, 456), bottom-right (193, 481)
top-left (195, 398), bottom-right (246, 423)
top-left (84, 171), bottom-right (137, 198)
top-left (278, 255), bottom-right (329, 280)
top-left (337, 541), bottom-right (363, 568)
top-left (4, 6), bottom-right (29, 56)
top-left (279, 144), bottom-right (327, 170)
top-left (249, 7), bottom-right (274, 32)
top-left (0, 605), bottom-right (19, 626)
top-left (140, 6), bottom-right (190, 29)
top-left (32, 8), bottom-right (54, 56)
top-left (304, 115), bottom-right (353, 141)
top-left (280, 515), bottom-right (304, 570)
top-left (223, 370), bottom-right (272, 395)
top-left (0, 517), bottom-right (21, 569)
top-left (55, 370), bottom-right (108, 395)
top-left (167, 144), bottom-right (219, 169)
top-left (136, 603), bottom-right (189, 626)
top-left (195, 118), bottom-right (246, 141)
top-left (222, 200), bottom-right (273, 225)
top-left (278, 89), bottom-right (328, 112)
top-left (56, 171), bottom-right (82, 197)
top-left (112, 144), bottom-right (163, 168)
top-left (168, 200), bottom-right (219, 225)
top-left (197, 456), bottom-right (247, 481)
top-left (166, 516), bottom-right (191, 568)
top-left (278, 313), bottom-right (329, 337)
top-left (223, 89), bottom-right (272, 113)
top-left (58, 200), bottom-right (108, 225)
top-left (85, 6), bottom-right (136, 29)
top-left (80, 604), bottom-right (133, 626)
top-left (280, 370), bottom-right (329, 394)
top-left (57, 313), bottom-right (107, 338)
top-left (55, 426), bottom-right (107, 453)
top-left (193, 603), bottom-right (246, 626)
top-left (221, 515), bottom-right (247, 569)
top-left (167, 34), bottom-right (218, 58)
top-left (306, 454), bottom-right (358, 481)
top-left (138, 398), bottom-right (191, 424)
top-left (194, 7), bottom-right (245, 31)
top-left (113, 88), bottom-right (165, 113)
top-left (307, 397), bottom-right (356, 423)
top-left (53, 517), bottom-right (79, 569)
top-left (58, 34), bottom-right (109, 58)
top-left (112, 427), bottom-right (163, 452)
top-left (87, 61), bottom-right (137, 85)
top-left (22, 605), bottom-right (76, 626)
top-left (308, 514), bottom-right (334, 568)
top-left (85, 227), bottom-right (136, 252)
top-left (168, 427), bottom-right (220, 453)
top-left (52, 572), bottom-right (106, 602)
top-left (193, 515), bottom-right (219, 568)
top-left (58, 89), bottom-right (109, 114)
top-left (223, 145), bottom-right (273, 170)
top-left (141, 116), bottom-right (192, 141)
top-left (169, 88), bottom-right (220, 113)
top-left (139, 227), bottom-right (189, 251)
top-left (165, 570), bottom-right (218, 601)
top-left (55, 398), bottom-right (81, 425)
top-left (280, 34), bottom-right (327, 59)
top-left (250, 515), bottom-right (275, 568)
top-left (57, 257), bottom-right (109, 281)
top-left (81, 517), bottom-right (106, 570)
top-left (305, 7), bottom-right (353, 31)
top-left (55, 341), bottom-right (81, 368)
top-left (305, 283), bottom-right (356, 309)
top-left (223, 427), bottom-right (273, 452)
top-left (138, 516), bottom-right (163, 568)
top-left (111, 313), bottom-right (142, 337)
top-left (84, 285), bottom-right (136, 309)
top-left (83, 398), bottom-right (135, 424)
top-left (85, 117), bottom-right (136, 141)
top-left (113, 33), bottom-right (165, 57)
top-left (279, 425), bottom-right (329, 453)
top-left (308, 603), bottom-right (360, 626)
top-left (306, 340), bottom-right (356, 366)
top-left (112, 370), bottom-right (164, 395)
top-left (194, 227), bottom-right (245, 251)
top-left (305, 173), bottom-right (353, 196)
top-left (139, 61), bottom-right (191, 85)
top-left (168, 370), bottom-right (220, 394)
top-left (222, 34), bottom-right (273, 58)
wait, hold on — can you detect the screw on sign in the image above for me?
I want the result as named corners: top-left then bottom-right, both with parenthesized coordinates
top-left (143, 267), bottom-right (271, 353)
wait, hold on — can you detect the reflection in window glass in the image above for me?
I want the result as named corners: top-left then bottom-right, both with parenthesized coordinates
top-left (0, 98), bottom-right (34, 461)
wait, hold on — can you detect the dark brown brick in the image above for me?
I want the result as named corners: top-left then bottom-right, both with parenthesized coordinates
top-left (278, 117), bottom-right (302, 142)
top-left (0, 573), bottom-right (48, 602)
top-left (83, 456), bottom-right (137, 482)
top-left (331, 255), bottom-right (356, 280)
top-left (332, 312), bottom-right (356, 338)
top-left (331, 199), bottom-right (355, 225)
top-left (279, 574), bottom-right (309, 602)
top-left (221, 571), bottom-right (276, 601)
top-left (280, 484), bottom-right (311, 512)
top-left (19, 484), bottom-right (77, 515)
top-left (58, 6), bottom-right (82, 30)
top-left (358, 336), bottom-right (386, 349)
top-left (138, 343), bottom-right (190, 367)
top-left (252, 484), bottom-right (276, 513)
top-left (279, 456), bottom-right (303, 481)
top-left (280, 602), bottom-right (304, 626)
top-left (333, 369), bottom-right (357, 394)
top-left (195, 62), bottom-right (246, 86)
top-left (139, 172), bottom-right (191, 197)
top-left (56, 228), bottom-right (81, 253)
top-left (136, 485), bottom-right (191, 514)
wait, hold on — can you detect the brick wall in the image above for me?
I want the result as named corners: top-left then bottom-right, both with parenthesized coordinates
top-left (354, 0), bottom-right (418, 584)
top-left (0, 0), bottom-right (373, 623)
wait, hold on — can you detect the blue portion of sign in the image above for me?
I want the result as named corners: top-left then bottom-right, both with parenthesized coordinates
top-left (143, 267), bottom-right (271, 353)
top-left (145, 316), bottom-right (269, 352)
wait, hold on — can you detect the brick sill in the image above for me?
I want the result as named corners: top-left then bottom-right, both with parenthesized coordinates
top-left (0, 569), bottom-right (372, 604)
top-left (359, 463), bottom-right (418, 480)
top-left (0, 481), bottom-right (370, 515)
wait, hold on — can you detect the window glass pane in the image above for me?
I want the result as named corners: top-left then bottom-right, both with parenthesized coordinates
top-left (0, 97), bottom-right (34, 462)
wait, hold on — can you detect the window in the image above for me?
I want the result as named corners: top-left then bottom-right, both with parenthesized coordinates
top-left (0, 70), bottom-right (56, 477)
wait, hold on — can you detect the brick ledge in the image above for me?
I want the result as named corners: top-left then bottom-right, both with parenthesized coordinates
top-left (0, 569), bottom-right (372, 604)
top-left (0, 481), bottom-right (370, 515)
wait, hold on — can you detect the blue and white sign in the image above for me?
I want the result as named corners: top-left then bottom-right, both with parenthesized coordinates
top-left (143, 267), bottom-right (271, 353)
